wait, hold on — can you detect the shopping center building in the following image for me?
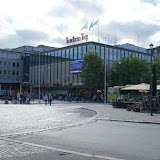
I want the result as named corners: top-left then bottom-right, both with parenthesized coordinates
top-left (0, 40), bottom-right (160, 96)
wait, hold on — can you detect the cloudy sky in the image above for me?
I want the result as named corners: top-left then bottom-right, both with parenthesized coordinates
top-left (0, 0), bottom-right (160, 49)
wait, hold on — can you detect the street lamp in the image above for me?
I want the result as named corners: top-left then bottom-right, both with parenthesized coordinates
top-left (119, 61), bottom-right (121, 98)
top-left (39, 52), bottom-right (41, 104)
top-left (104, 37), bottom-right (107, 104)
top-left (149, 43), bottom-right (153, 116)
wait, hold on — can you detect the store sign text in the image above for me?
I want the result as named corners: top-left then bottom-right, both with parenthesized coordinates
top-left (66, 33), bottom-right (88, 44)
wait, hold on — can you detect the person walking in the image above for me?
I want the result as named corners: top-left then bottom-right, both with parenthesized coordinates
top-left (49, 93), bottom-right (53, 105)
top-left (44, 94), bottom-right (48, 105)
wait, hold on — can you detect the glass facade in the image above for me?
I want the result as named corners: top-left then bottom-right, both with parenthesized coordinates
top-left (29, 42), bottom-right (151, 87)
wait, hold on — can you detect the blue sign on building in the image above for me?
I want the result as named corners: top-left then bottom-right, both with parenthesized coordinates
top-left (70, 59), bottom-right (83, 73)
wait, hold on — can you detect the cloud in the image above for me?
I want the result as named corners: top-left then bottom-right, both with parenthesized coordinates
top-left (0, 29), bottom-right (49, 48)
top-left (48, 0), bottom-right (104, 18)
top-left (0, 0), bottom-right (160, 48)
top-left (100, 21), bottom-right (160, 47)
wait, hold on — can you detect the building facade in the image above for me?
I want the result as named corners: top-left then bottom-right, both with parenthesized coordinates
top-left (1, 41), bottom-right (158, 95)
top-left (29, 41), bottom-right (151, 88)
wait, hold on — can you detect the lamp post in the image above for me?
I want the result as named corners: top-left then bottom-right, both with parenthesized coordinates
top-left (104, 37), bottom-right (107, 104)
top-left (39, 52), bottom-right (41, 104)
top-left (119, 61), bottom-right (121, 98)
top-left (149, 43), bottom-right (153, 116)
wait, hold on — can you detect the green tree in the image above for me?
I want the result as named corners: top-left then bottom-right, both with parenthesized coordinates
top-left (110, 56), bottom-right (150, 86)
top-left (153, 55), bottom-right (160, 81)
top-left (80, 50), bottom-right (106, 91)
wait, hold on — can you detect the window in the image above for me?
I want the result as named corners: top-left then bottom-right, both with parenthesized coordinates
top-left (0, 71), bottom-right (1, 74)
top-left (13, 63), bottom-right (15, 67)
top-left (78, 47), bottom-right (82, 59)
top-left (17, 63), bottom-right (19, 67)
top-left (17, 71), bottom-right (19, 75)
top-left (4, 70), bottom-right (6, 75)
top-left (117, 50), bottom-right (121, 60)
top-left (96, 46), bottom-right (100, 56)
top-left (4, 62), bottom-right (7, 66)
top-left (70, 48), bottom-right (73, 60)
top-left (13, 71), bottom-right (15, 75)
top-left (113, 49), bottom-right (117, 61)
top-left (66, 49), bottom-right (69, 59)
top-left (101, 46), bottom-right (104, 59)
top-left (8, 71), bottom-right (10, 75)
top-left (0, 61), bottom-right (2, 65)
top-left (8, 62), bottom-right (11, 67)
top-left (74, 47), bottom-right (77, 60)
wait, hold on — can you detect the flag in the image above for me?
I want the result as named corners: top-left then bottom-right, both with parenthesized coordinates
top-left (93, 19), bottom-right (99, 27)
top-left (80, 22), bottom-right (88, 31)
top-left (89, 21), bottom-right (94, 30)
top-left (89, 19), bottom-right (99, 30)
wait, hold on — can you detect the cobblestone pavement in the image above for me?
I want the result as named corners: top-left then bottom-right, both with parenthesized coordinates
top-left (0, 101), bottom-right (96, 137)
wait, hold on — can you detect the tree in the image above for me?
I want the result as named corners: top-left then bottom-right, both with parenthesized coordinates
top-left (80, 50), bottom-right (106, 91)
top-left (110, 56), bottom-right (150, 86)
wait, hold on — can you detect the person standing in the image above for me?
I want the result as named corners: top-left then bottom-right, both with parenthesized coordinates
top-left (49, 93), bottom-right (53, 105)
top-left (44, 94), bottom-right (48, 105)
top-left (17, 92), bottom-right (20, 103)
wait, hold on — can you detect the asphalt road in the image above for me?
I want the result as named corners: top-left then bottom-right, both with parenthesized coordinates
top-left (0, 102), bottom-right (160, 160)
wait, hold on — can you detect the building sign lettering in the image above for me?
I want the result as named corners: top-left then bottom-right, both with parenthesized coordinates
top-left (66, 33), bottom-right (88, 44)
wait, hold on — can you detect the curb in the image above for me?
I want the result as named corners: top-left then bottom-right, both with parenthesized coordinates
top-left (96, 118), bottom-right (160, 125)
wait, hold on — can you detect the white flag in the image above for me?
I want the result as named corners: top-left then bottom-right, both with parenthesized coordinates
top-left (89, 21), bottom-right (94, 30)
top-left (80, 22), bottom-right (88, 31)
top-left (92, 19), bottom-right (99, 27)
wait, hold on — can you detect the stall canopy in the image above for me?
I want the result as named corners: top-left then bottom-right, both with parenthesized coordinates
top-left (121, 83), bottom-right (160, 91)
top-left (121, 83), bottom-right (150, 91)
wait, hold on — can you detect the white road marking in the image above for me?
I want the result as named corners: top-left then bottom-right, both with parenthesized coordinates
top-left (0, 137), bottom-right (125, 160)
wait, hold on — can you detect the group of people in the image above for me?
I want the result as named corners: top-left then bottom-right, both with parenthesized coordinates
top-left (16, 92), bottom-right (31, 104)
top-left (43, 93), bottom-right (53, 105)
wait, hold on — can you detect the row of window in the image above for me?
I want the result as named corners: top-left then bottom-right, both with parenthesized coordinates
top-left (0, 70), bottom-right (19, 75)
top-left (0, 52), bottom-right (21, 59)
top-left (29, 45), bottom-right (151, 66)
top-left (0, 61), bottom-right (19, 67)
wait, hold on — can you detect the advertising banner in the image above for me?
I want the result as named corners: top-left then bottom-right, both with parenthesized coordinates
top-left (70, 59), bottom-right (83, 73)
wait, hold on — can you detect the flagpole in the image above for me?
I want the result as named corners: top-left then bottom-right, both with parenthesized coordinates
top-left (98, 18), bottom-right (99, 42)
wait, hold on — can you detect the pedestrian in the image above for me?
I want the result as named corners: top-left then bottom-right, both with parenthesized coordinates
top-left (49, 93), bottom-right (53, 105)
top-left (44, 94), bottom-right (48, 105)
top-left (20, 92), bottom-right (23, 104)
top-left (17, 92), bottom-right (20, 103)
top-left (93, 94), bottom-right (97, 102)
top-left (100, 93), bottom-right (104, 102)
